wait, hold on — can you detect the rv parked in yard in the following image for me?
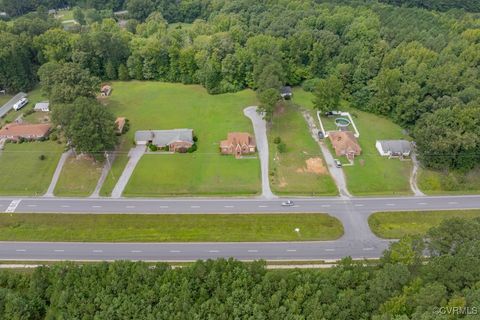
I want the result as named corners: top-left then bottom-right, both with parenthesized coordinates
top-left (13, 98), bottom-right (28, 111)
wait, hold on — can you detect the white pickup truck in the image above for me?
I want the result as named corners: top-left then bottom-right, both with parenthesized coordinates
top-left (13, 97), bottom-right (28, 111)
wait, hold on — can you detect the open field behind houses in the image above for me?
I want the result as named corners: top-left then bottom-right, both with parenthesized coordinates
top-left (101, 81), bottom-right (261, 197)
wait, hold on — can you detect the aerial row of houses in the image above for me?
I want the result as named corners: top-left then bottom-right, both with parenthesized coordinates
top-left (134, 129), bottom-right (256, 158)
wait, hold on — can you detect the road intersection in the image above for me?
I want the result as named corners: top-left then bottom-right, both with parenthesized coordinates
top-left (0, 195), bottom-right (479, 261)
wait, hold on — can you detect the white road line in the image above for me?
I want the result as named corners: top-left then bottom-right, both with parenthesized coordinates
top-left (247, 250), bottom-right (258, 253)
top-left (61, 205), bottom-right (70, 208)
top-left (92, 250), bottom-right (103, 253)
top-left (5, 200), bottom-right (21, 213)
top-left (224, 205), bottom-right (234, 208)
top-left (159, 206), bottom-right (169, 208)
top-left (54, 250), bottom-right (65, 252)
top-left (126, 206), bottom-right (136, 209)
top-left (386, 203), bottom-right (395, 206)
top-left (169, 250), bottom-right (181, 253)
top-left (354, 204), bottom-right (364, 207)
top-left (92, 205), bottom-right (102, 208)
top-left (208, 250), bottom-right (220, 253)
top-left (448, 201), bottom-right (458, 205)
top-left (418, 202), bottom-right (428, 205)
top-left (325, 249), bottom-right (335, 252)
top-left (15, 249), bottom-right (26, 252)
top-left (190, 205), bottom-right (200, 208)
top-left (130, 250), bottom-right (142, 253)
top-left (363, 247), bottom-right (374, 251)
top-left (321, 205), bottom-right (331, 208)
top-left (286, 249), bottom-right (297, 252)
top-left (258, 205), bottom-right (268, 208)
top-left (27, 204), bottom-right (38, 207)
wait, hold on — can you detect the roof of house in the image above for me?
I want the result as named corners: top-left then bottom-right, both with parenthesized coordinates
top-left (220, 132), bottom-right (255, 148)
top-left (377, 140), bottom-right (411, 153)
top-left (135, 129), bottom-right (193, 146)
top-left (281, 86), bottom-right (292, 94)
top-left (328, 131), bottom-right (361, 155)
top-left (0, 123), bottom-right (51, 138)
top-left (34, 102), bottom-right (50, 110)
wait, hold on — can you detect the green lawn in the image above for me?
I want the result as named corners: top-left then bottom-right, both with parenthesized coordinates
top-left (0, 94), bottom-right (13, 106)
top-left (369, 210), bottom-right (480, 239)
top-left (0, 213), bottom-right (344, 242)
top-left (0, 141), bottom-right (64, 195)
top-left (101, 81), bottom-right (261, 197)
top-left (293, 89), bottom-right (412, 196)
top-left (54, 156), bottom-right (103, 197)
top-left (268, 102), bottom-right (337, 196)
top-left (418, 167), bottom-right (480, 195)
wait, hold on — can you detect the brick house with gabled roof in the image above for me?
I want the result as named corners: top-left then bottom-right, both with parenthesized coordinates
top-left (328, 131), bottom-right (361, 160)
top-left (0, 123), bottom-right (51, 141)
top-left (220, 132), bottom-right (256, 158)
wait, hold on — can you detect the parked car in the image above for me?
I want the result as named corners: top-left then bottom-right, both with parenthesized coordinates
top-left (281, 200), bottom-right (294, 207)
top-left (13, 98), bottom-right (28, 111)
top-left (334, 159), bottom-right (342, 168)
top-left (318, 131), bottom-right (324, 139)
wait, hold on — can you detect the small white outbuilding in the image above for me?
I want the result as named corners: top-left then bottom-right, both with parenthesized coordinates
top-left (34, 102), bottom-right (50, 112)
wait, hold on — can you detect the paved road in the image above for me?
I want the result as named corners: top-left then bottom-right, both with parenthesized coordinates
top-left (0, 92), bottom-right (27, 118)
top-left (244, 106), bottom-right (276, 199)
top-left (0, 195), bottom-right (478, 261)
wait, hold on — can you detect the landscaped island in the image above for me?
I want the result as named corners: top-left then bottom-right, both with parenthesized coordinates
top-left (0, 213), bottom-right (344, 242)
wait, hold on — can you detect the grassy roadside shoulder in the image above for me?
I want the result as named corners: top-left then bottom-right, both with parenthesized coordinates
top-left (0, 213), bottom-right (344, 242)
top-left (369, 210), bottom-right (480, 239)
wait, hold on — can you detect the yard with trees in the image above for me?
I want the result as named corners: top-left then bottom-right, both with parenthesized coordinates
top-left (0, 0), bottom-right (477, 194)
top-left (100, 81), bottom-right (260, 197)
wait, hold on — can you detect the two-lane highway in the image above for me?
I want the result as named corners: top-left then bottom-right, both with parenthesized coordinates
top-left (0, 195), bottom-right (478, 261)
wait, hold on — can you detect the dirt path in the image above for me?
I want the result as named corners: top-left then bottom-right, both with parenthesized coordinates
top-left (410, 152), bottom-right (425, 196)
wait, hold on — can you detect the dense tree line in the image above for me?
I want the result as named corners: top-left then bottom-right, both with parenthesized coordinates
top-left (380, 0), bottom-right (480, 12)
top-left (0, 0), bottom-right (479, 169)
top-left (0, 218), bottom-right (479, 319)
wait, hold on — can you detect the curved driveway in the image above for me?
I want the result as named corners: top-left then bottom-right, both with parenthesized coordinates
top-left (0, 195), bottom-right (479, 261)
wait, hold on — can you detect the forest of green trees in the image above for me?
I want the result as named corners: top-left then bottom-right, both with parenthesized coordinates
top-left (0, 0), bottom-right (479, 169)
top-left (0, 218), bottom-right (479, 319)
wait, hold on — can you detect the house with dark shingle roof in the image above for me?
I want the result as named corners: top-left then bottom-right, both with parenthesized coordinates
top-left (135, 129), bottom-right (194, 153)
top-left (376, 140), bottom-right (412, 158)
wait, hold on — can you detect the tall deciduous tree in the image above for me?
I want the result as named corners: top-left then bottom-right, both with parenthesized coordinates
top-left (313, 76), bottom-right (343, 113)
top-left (53, 97), bottom-right (117, 159)
top-left (38, 62), bottom-right (100, 103)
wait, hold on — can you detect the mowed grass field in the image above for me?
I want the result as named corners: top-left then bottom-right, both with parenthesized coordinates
top-left (268, 103), bottom-right (337, 196)
top-left (418, 168), bottom-right (480, 195)
top-left (54, 156), bottom-right (103, 196)
top-left (0, 213), bottom-right (344, 242)
top-left (294, 89), bottom-right (412, 196)
top-left (369, 210), bottom-right (480, 239)
top-left (0, 141), bottom-right (63, 195)
top-left (101, 81), bottom-right (261, 196)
